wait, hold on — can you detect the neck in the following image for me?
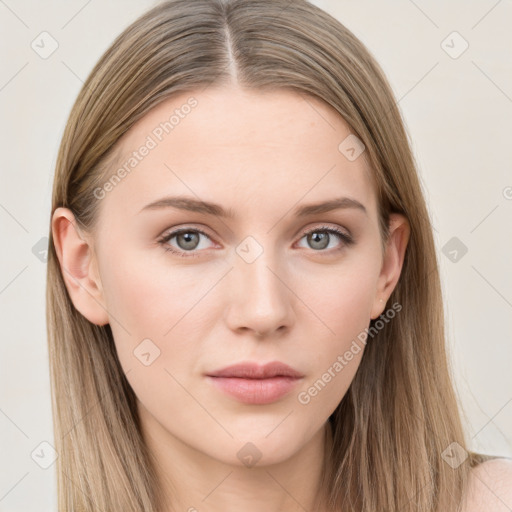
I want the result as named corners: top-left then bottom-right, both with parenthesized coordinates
top-left (139, 403), bottom-right (334, 512)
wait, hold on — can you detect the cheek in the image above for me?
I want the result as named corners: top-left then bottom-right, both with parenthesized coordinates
top-left (99, 255), bottom-right (211, 423)
top-left (292, 252), bottom-right (380, 408)
top-left (99, 241), bottom-right (203, 330)
top-left (298, 250), bottom-right (380, 341)
top-left (98, 245), bottom-right (226, 374)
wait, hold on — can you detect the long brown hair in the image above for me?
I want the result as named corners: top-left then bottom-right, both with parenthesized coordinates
top-left (46, 0), bottom-right (494, 510)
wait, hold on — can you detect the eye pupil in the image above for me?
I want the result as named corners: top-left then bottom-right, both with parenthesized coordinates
top-left (177, 231), bottom-right (200, 250)
top-left (308, 231), bottom-right (330, 250)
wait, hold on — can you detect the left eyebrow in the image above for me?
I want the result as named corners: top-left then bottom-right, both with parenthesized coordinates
top-left (139, 195), bottom-right (367, 217)
top-left (294, 196), bottom-right (367, 217)
top-left (139, 196), bottom-right (236, 218)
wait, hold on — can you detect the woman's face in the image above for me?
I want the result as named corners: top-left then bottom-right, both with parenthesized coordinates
top-left (55, 85), bottom-right (408, 468)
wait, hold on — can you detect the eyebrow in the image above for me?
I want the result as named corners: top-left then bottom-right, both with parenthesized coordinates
top-left (140, 195), bottom-right (367, 217)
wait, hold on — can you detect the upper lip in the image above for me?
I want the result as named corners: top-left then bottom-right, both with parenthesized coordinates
top-left (206, 361), bottom-right (304, 379)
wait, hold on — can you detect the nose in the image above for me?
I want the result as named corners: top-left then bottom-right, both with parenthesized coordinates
top-left (224, 247), bottom-right (294, 339)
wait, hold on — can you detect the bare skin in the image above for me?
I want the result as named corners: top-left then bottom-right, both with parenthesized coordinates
top-left (463, 458), bottom-right (512, 512)
top-left (52, 85), bottom-right (411, 512)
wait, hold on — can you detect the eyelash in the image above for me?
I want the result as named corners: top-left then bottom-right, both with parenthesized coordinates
top-left (157, 225), bottom-right (354, 258)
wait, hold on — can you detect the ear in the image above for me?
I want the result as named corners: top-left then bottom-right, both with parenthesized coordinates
top-left (51, 207), bottom-right (109, 326)
top-left (370, 213), bottom-right (410, 320)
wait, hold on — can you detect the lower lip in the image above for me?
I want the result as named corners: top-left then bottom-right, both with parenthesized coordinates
top-left (206, 376), bottom-right (302, 405)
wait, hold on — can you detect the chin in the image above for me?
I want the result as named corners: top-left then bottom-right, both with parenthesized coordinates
top-left (230, 433), bottom-right (305, 468)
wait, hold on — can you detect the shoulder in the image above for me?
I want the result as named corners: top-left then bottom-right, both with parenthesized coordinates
top-left (463, 458), bottom-right (512, 511)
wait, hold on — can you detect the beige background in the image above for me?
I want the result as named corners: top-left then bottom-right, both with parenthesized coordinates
top-left (1, 0), bottom-right (511, 509)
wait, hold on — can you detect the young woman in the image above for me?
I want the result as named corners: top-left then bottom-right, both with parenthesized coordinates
top-left (47, 0), bottom-right (512, 510)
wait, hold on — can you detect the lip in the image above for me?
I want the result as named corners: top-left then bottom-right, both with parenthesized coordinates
top-left (206, 361), bottom-right (304, 405)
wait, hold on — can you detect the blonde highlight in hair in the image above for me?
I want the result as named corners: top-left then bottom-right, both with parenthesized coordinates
top-left (47, 1), bottom-right (494, 510)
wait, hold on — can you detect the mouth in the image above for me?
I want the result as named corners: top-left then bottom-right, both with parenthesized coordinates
top-left (205, 361), bottom-right (304, 405)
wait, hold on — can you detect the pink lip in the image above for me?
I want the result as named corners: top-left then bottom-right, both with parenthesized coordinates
top-left (206, 361), bottom-right (304, 405)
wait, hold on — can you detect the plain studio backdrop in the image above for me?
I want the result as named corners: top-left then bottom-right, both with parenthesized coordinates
top-left (0, 0), bottom-right (511, 510)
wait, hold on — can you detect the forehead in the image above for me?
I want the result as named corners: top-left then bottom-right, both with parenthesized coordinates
top-left (97, 86), bottom-right (377, 220)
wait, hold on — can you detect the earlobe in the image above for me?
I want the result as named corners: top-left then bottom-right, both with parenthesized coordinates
top-left (51, 207), bottom-right (109, 326)
top-left (370, 213), bottom-right (410, 320)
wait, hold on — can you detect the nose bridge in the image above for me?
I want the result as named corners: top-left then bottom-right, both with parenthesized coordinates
top-left (226, 235), bottom-right (293, 334)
